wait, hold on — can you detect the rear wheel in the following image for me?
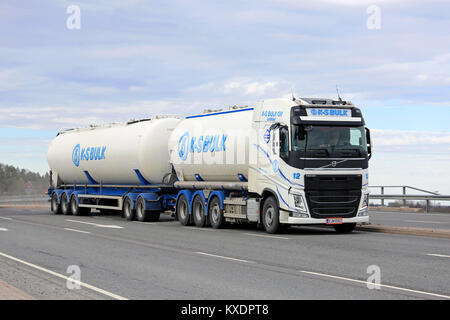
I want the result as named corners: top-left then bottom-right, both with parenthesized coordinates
top-left (71, 195), bottom-right (81, 216)
top-left (51, 193), bottom-right (61, 215)
top-left (61, 193), bottom-right (71, 215)
top-left (136, 197), bottom-right (149, 222)
top-left (192, 196), bottom-right (207, 227)
top-left (123, 197), bottom-right (135, 221)
top-left (209, 197), bottom-right (225, 229)
top-left (262, 196), bottom-right (281, 234)
top-left (333, 223), bottom-right (356, 233)
top-left (176, 194), bottom-right (190, 226)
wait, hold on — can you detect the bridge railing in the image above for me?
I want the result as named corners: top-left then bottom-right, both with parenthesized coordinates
top-left (368, 186), bottom-right (450, 213)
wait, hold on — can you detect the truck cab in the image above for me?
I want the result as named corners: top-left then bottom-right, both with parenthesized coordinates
top-left (250, 97), bottom-right (371, 233)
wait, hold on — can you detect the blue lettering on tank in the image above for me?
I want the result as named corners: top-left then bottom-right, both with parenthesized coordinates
top-left (177, 131), bottom-right (229, 160)
top-left (72, 144), bottom-right (107, 167)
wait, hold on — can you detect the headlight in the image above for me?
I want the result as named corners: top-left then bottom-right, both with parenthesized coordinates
top-left (358, 194), bottom-right (369, 216)
top-left (293, 194), bottom-right (307, 212)
top-left (362, 194), bottom-right (369, 209)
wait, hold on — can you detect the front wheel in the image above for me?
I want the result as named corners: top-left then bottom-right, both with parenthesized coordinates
top-left (333, 223), bottom-right (356, 233)
top-left (262, 196), bottom-right (281, 234)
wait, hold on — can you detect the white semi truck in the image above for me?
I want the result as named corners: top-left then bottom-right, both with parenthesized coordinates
top-left (47, 97), bottom-right (372, 233)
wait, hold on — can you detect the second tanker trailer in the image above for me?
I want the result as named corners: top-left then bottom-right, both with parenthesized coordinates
top-left (47, 97), bottom-right (372, 233)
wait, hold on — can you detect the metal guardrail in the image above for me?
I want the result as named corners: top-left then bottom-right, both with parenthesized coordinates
top-left (368, 186), bottom-right (450, 213)
top-left (0, 194), bottom-right (48, 205)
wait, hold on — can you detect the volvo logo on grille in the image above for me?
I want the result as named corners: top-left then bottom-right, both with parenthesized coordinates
top-left (331, 161), bottom-right (337, 167)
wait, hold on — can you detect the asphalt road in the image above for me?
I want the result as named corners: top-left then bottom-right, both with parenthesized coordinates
top-left (369, 210), bottom-right (450, 229)
top-left (0, 207), bottom-right (449, 300)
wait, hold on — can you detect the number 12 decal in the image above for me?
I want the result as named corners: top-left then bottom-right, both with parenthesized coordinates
top-left (293, 173), bottom-right (301, 179)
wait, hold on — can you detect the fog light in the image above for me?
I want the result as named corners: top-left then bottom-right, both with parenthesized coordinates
top-left (292, 212), bottom-right (309, 218)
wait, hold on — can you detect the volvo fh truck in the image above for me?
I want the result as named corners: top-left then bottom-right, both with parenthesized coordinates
top-left (47, 97), bottom-right (372, 233)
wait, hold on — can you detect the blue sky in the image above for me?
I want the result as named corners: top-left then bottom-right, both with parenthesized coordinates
top-left (0, 0), bottom-right (449, 193)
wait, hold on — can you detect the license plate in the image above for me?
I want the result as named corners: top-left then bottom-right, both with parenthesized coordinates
top-left (326, 217), bottom-right (343, 225)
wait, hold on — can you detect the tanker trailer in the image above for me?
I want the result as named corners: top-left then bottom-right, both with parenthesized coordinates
top-left (47, 116), bottom-right (181, 221)
top-left (168, 98), bottom-right (372, 233)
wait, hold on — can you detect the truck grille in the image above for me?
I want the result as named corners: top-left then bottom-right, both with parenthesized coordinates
top-left (304, 175), bottom-right (361, 218)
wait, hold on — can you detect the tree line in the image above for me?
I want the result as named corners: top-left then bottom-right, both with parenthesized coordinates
top-left (0, 163), bottom-right (49, 195)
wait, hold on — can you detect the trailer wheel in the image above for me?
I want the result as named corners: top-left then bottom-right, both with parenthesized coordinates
top-left (61, 193), bottom-right (71, 215)
top-left (192, 196), bottom-right (207, 227)
top-left (123, 197), bottom-right (135, 221)
top-left (333, 223), bottom-right (356, 233)
top-left (135, 197), bottom-right (160, 222)
top-left (51, 193), bottom-right (62, 215)
top-left (70, 195), bottom-right (81, 216)
top-left (209, 197), bottom-right (225, 229)
top-left (262, 196), bottom-right (281, 234)
top-left (176, 194), bottom-right (190, 226)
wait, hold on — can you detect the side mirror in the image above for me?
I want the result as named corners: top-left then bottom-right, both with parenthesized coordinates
top-left (365, 127), bottom-right (372, 160)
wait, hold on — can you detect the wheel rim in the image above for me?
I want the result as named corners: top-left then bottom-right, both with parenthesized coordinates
top-left (124, 200), bottom-right (131, 217)
top-left (137, 200), bottom-right (144, 219)
top-left (265, 206), bottom-right (274, 227)
top-left (179, 200), bottom-right (187, 221)
top-left (71, 198), bottom-right (77, 213)
top-left (194, 201), bottom-right (203, 221)
top-left (51, 196), bottom-right (58, 211)
top-left (62, 195), bottom-right (68, 212)
top-left (211, 204), bottom-right (220, 224)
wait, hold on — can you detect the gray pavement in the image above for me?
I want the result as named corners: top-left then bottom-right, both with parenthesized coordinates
top-left (368, 209), bottom-right (450, 229)
top-left (0, 207), bottom-right (449, 300)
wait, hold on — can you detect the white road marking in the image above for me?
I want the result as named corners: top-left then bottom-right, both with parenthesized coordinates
top-left (196, 252), bottom-right (254, 264)
top-left (0, 217), bottom-right (13, 220)
top-left (427, 253), bottom-right (450, 258)
top-left (65, 219), bottom-right (123, 229)
top-left (0, 228), bottom-right (8, 231)
top-left (243, 233), bottom-right (289, 240)
top-left (64, 228), bottom-right (91, 234)
top-left (183, 227), bottom-right (216, 231)
top-left (299, 270), bottom-right (450, 299)
top-left (0, 251), bottom-right (128, 300)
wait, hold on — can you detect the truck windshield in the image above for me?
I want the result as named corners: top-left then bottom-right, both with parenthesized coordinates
top-left (291, 125), bottom-right (368, 154)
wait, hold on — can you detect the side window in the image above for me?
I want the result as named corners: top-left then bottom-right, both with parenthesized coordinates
top-left (349, 128), bottom-right (362, 146)
top-left (280, 126), bottom-right (289, 160)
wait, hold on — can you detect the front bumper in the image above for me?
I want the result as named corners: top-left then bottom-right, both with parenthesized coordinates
top-left (281, 215), bottom-right (369, 225)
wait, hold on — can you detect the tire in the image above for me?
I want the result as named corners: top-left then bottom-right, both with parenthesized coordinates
top-left (176, 194), bottom-right (190, 226)
top-left (61, 193), bottom-right (71, 215)
top-left (51, 193), bottom-right (62, 215)
top-left (123, 197), bottom-right (135, 221)
top-left (208, 196), bottom-right (225, 229)
top-left (262, 196), bottom-right (281, 234)
top-left (192, 196), bottom-right (207, 227)
top-left (70, 195), bottom-right (81, 216)
top-left (333, 223), bottom-right (356, 234)
top-left (136, 197), bottom-right (150, 222)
